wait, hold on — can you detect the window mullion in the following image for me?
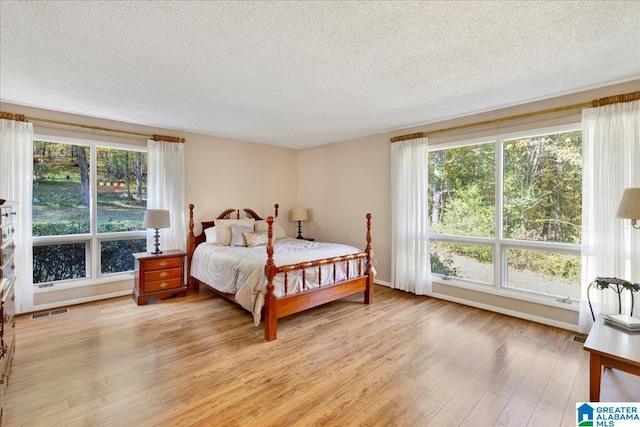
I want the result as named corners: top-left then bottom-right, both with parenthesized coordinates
top-left (90, 144), bottom-right (98, 279)
top-left (496, 137), bottom-right (504, 291)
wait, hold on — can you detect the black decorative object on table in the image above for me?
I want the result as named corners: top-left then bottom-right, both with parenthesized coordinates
top-left (587, 276), bottom-right (640, 321)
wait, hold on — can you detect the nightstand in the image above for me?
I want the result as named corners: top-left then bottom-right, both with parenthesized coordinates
top-left (133, 249), bottom-right (187, 305)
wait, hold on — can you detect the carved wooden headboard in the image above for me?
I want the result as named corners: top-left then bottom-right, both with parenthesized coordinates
top-left (196, 205), bottom-right (279, 232)
top-left (186, 203), bottom-right (280, 289)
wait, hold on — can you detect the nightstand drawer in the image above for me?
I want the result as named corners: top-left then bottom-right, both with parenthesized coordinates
top-left (145, 277), bottom-right (183, 293)
top-left (145, 267), bottom-right (182, 282)
top-left (144, 257), bottom-right (182, 271)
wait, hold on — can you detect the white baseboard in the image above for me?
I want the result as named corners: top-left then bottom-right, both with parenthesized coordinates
top-left (374, 281), bottom-right (579, 332)
top-left (26, 290), bottom-right (133, 314)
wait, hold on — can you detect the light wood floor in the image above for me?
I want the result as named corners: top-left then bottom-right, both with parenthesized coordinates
top-left (4, 285), bottom-right (639, 427)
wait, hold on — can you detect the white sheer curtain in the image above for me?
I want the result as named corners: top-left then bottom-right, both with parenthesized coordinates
top-left (580, 100), bottom-right (640, 333)
top-left (0, 119), bottom-right (34, 313)
top-left (147, 139), bottom-right (186, 252)
top-left (391, 137), bottom-right (432, 295)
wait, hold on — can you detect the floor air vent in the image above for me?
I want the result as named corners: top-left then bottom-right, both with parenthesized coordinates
top-left (31, 308), bottom-right (69, 319)
top-left (572, 335), bottom-right (586, 343)
top-left (31, 312), bottom-right (50, 319)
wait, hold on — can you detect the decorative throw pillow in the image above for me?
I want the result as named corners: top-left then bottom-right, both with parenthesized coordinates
top-left (215, 226), bottom-right (232, 246)
top-left (255, 218), bottom-right (287, 239)
top-left (231, 224), bottom-right (255, 246)
top-left (204, 226), bottom-right (217, 244)
top-left (243, 231), bottom-right (269, 247)
top-left (214, 218), bottom-right (255, 246)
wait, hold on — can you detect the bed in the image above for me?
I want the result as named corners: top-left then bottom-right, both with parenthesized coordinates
top-left (186, 204), bottom-right (374, 341)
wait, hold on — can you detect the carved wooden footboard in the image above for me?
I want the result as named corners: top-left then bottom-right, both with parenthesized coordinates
top-left (187, 204), bottom-right (373, 341)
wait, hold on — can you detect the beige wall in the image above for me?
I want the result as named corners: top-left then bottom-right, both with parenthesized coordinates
top-left (298, 79), bottom-right (640, 331)
top-left (1, 101), bottom-right (299, 309)
top-left (184, 132), bottom-right (298, 236)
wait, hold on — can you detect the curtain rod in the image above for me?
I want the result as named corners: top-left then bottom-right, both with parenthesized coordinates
top-left (0, 111), bottom-right (185, 143)
top-left (389, 90), bottom-right (640, 143)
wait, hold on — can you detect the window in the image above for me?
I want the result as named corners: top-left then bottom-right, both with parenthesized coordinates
top-left (428, 125), bottom-right (582, 301)
top-left (32, 138), bottom-right (147, 286)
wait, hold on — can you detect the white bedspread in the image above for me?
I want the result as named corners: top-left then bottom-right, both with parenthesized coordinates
top-left (190, 237), bottom-right (369, 325)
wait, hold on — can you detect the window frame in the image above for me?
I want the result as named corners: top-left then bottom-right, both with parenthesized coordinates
top-left (32, 134), bottom-right (147, 291)
top-left (428, 123), bottom-right (582, 309)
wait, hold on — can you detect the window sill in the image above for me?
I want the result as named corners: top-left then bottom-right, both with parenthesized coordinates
top-left (432, 275), bottom-right (579, 312)
top-left (33, 271), bottom-right (135, 294)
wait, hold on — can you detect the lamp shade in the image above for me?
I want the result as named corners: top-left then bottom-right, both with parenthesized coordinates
top-left (142, 209), bottom-right (170, 229)
top-left (616, 188), bottom-right (640, 220)
top-left (291, 208), bottom-right (308, 222)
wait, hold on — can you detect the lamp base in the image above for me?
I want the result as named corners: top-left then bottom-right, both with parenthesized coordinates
top-left (296, 220), bottom-right (303, 239)
top-left (150, 228), bottom-right (163, 254)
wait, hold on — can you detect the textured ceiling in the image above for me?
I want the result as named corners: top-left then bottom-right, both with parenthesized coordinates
top-left (1, 1), bottom-right (639, 149)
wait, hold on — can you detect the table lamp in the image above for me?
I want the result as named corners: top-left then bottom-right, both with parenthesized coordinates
top-left (617, 188), bottom-right (640, 230)
top-left (291, 208), bottom-right (308, 239)
top-left (143, 209), bottom-right (170, 254)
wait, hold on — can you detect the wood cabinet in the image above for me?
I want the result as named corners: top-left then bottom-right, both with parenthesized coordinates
top-left (133, 250), bottom-right (187, 305)
top-left (0, 203), bottom-right (16, 281)
top-left (0, 277), bottom-right (15, 420)
top-left (0, 202), bottom-right (16, 423)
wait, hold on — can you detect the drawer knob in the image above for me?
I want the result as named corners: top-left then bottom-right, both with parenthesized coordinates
top-left (160, 282), bottom-right (168, 288)
top-left (159, 272), bottom-right (168, 277)
top-left (160, 261), bottom-right (168, 267)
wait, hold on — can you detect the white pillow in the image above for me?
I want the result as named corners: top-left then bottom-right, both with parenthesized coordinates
top-left (204, 226), bottom-right (217, 244)
top-left (255, 218), bottom-right (287, 239)
top-left (231, 224), bottom-right (254, 246)
top-left (215, 218), bottom-right (255, 229)
top-left (214, 218), bottom-right (255, 246)
top-left (215, 227), bottom-right (232, 246)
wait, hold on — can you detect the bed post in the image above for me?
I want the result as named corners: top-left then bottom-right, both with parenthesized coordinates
top-left (365, 213), bottom-right (373, 304)
top-left (264, 216), bottom-right (278, 341)
top-left (187, 204), bottom-right (197, 291)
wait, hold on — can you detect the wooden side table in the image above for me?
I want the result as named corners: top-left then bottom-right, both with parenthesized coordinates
top-left (583, 314), bottom-right (640, 401)
top-left (133, 249), bottom-right (187, 305)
